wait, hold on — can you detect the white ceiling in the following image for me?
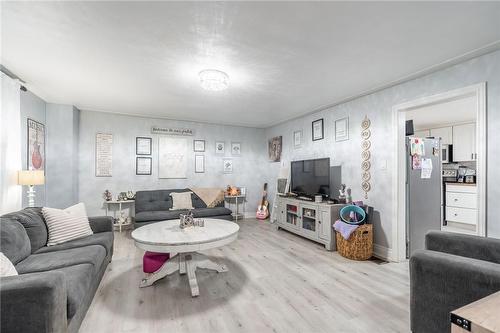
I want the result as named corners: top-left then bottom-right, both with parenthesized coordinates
top-left (2, 2), bottom-right (500, 128)
top-left (406, 95), bottom-right (476, 130)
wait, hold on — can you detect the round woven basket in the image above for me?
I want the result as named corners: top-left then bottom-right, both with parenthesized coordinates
top-left (336, 224), bottom-right (373, 260)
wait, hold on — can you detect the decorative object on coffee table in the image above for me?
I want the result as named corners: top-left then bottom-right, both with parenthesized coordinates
top-left (132, 218), bottom-right (239, 297)
top-left (361, 115), bottom-right (372, 199)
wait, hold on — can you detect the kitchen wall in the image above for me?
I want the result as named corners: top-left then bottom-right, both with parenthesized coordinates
top-left (20, 90), bottom-right (46, 207)
top-left (78, 110), bottom-right (269, 217)
top-left (265, 49), bottom-right (500, 258)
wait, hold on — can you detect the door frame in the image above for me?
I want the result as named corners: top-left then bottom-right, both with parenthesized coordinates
top-left (391, 83), bottom-right (487, 262)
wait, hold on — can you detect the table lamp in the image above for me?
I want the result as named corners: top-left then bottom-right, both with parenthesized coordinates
top-left (17, 170), bottom-right (45, 207)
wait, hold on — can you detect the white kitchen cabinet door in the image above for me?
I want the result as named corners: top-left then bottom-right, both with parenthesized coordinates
top-left (430, 126), bottom-right (453, 145)
top-left (452, 123), bottom-right (476, 162)
top-left (414, 129), bottom-right (430, 138)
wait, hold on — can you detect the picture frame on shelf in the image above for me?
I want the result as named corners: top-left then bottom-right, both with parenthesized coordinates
top-left (335, 117), bottom-right (349, 142)
top-left (136, 137), bottom-right (152, 155)
top-left (215, 141), bottom-right (225, 154)
top-left (293, 130), bottom-right (302, 148)
top-left (223, 159), bottom-right (233, 173)
top-left (193, 139), bottom-right (205, 152)
top-left (194, 154), bottom-right (205, 173)
top-left (231, 142), bottom-right (241, 156)
top-left (136, 157), bottom-right (152, 175)
top-left (312, 118), bottom-right (324, 141)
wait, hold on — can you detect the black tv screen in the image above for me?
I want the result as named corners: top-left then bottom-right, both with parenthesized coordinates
top-left (291, 158), bottom-right (330, 197)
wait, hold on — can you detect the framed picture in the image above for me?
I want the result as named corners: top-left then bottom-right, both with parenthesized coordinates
top-left (293, 130), bottom-right (302, 148)
top-left (268, 136), bottom-right (282, 162)
top-left (312, 118), bottom-right (324, 141)
top-left (27, 118), bottom-right (45, 171)
top-left (136, 157), bottom-right (152, 175)
top-left (136, 137), bottom-right (152, 155)
top-left (223, 159), bottom-right (233, 173)
top-left (193, 140), bottom-right (205, 152)
top-left (231, 142), bottom-right (241, 156)
top-left (215, 141), bottom-right (225, 154)
top-left (195, 154), bottom-right (205, 173)
top-left (335, 117), bottom-right (349, 142)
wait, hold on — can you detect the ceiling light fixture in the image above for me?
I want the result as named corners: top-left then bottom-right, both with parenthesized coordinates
top-left (199, 69), bottom-right (229, 91)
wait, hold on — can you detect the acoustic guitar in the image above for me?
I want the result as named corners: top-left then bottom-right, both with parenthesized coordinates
top-left (256, 183), bottom-right (269, 220)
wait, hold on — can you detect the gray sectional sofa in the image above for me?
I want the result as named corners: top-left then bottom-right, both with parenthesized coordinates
top-left (134, 189), bottom-right (233, 227)
top-left (410, 231), bottom-right (500, 333)
top-left (0, 207), bottom-right (114, 333)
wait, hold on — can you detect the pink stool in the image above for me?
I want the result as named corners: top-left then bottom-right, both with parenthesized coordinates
top-left (143, 251), bottom-right (170, 273)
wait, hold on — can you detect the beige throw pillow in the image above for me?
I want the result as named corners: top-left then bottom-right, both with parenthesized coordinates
top-left (0, 252), bottom-right (18, 277)
top-left (42, 203), bottom-right (93, 246)
top-left (170, 192), bottom-right (194, 210)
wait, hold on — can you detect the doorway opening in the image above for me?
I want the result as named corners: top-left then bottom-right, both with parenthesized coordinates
top-left (392, 83), bottom-right (486, 262)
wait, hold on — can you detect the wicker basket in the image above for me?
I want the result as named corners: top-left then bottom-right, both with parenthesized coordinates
top-left (336, 224), bottom-right (373, 260)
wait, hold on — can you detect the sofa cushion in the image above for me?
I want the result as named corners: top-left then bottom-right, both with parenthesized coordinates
top-left (135, 189), bottom-right (209, 213)
top-left (135, 210), bottom-right (186, 222)
top-left (192, 207), bottom-right (232, 218)
top-left (52, 263), bottom-right (94, 319)
top-left (1, 207), bottom-right (48, 253)
top-left (34, 232), bottom-right (113, 257)
top-left (0, 218), bottom-right (31, 264)
top-left (42, 204), bottom-right (93, 246)
top-left (170, 192), bottom-right (194, 210)
top-left (15, 245), bottom-right (106, 275)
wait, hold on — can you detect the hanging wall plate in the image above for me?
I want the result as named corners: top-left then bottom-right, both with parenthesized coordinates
top-left (361, 150), bottom-right (371, 161)
top-left (361, 140), bottom-right (371, 151)
top-left (362, 172), bottom-right (371, 181)
top-left (361, 129), bottom-right (371, 140)
top-left (361, 117), bottom-right (371, 130)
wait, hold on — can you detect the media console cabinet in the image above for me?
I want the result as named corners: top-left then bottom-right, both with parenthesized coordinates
top-left (274, 196), bottom-right (344, 251)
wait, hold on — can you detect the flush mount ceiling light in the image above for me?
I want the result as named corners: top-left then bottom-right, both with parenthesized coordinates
top-left (199, 69), bottom-right (229, 91)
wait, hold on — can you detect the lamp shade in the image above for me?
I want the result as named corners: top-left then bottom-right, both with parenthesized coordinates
top-left (18, 170), bottom-right (45, 185)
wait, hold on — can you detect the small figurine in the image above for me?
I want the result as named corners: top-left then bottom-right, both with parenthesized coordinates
top-left (346, 187), bottom-right (352, 204)
top-left (179, 210), bottom-right (205, 229)
top-left (118, 192), bottom-right (127, 201)
top-left (339, 184), bottom-right (347, 204)
top-left (126, 191), bottom-right (135, 200)
top-left (103, 190), bottom-right (112, 201)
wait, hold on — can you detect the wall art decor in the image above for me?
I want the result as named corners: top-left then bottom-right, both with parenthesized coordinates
top-left (151, 126), bottom-right (193, 136)
top-left (195, 154), bottom-right (205, 173)
top-left (231, 142), bottom-right (241, 156)
top-left (361, 115), bottom-right (372, 199)
top-left (335, 117), bottom-right (349, 142)
top-left (223, 159), bottom-right (233, 173)
top-left (312, 118), bottom-right (324, 141)
top-left (293, 130), bottom-right (302, 148)
top-left (136, 157), bottom-right (152, 175)
top-left (158, 136), bottom-right (187, 179)
top-left (268, 136), bottom-right (282, 162)
top-left (193, 140), bottom-right (205, 152)
top-left (136, 137), bottom-right (152, 155)
top-left (215, 141), bottom-right (225, 154)
top-left (95, 133), bottom-right (113, 177)
top-left (27, 118), bottom-right (45, 170)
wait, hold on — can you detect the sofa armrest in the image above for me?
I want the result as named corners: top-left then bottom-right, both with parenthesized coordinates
top-left (426, 231), bottom-right (500, 264)
top-left (88, 216), bottom-right (114, 233)
top-left (0, 271), bottom-right (67, 333)
top-left (410, 250), bottom-right (500, 333)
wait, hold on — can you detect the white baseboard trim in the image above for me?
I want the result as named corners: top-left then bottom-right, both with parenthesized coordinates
top-left (373, 244), bottom-right (395, 262)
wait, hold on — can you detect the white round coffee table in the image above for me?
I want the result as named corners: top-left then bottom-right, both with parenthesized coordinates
top-left (131, 218), bottom-right (239, 297)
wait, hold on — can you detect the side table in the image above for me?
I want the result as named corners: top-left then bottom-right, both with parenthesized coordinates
top-left (104, 200), bottom-right (135, 232)
top-left (224, 195), bottom-right (246, 221)
top-left (451, 291), bottom-right (500, 332)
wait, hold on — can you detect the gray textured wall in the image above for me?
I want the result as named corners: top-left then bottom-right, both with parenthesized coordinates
top-left (20, 90), bottom-right (46, 207)
top-left (265, 50), bottom-right (500, 252)
top-left (45, 104), bottom-right (80, 208)
top-left (78, 111), bottom-right (269, 217)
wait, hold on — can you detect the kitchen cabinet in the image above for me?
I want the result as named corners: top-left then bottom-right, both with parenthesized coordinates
top-left (414, 129), bottom-right (430, 138)
top-left (443, 183), bottom-right (478, 235)
top-left (452, 123), bottom-right (476, 162)
top-left (430, 126), bottom-right (452, 145)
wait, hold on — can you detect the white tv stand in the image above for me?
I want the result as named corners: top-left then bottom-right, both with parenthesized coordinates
top-left (274, 196), bottom-right (344, 251)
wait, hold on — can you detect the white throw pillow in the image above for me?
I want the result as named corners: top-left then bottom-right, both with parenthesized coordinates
top-left (42, 203), bottom-right (93, 246)
top-left (170, 192), bottom-right (194, 210)
top-left (0, 252), bottom-right (18, 277)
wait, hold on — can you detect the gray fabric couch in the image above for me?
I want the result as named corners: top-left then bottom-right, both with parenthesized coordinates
top-left (134, 189), bottom-right (233, 227)
top-left (410, 231), bottom-right (500, 333)
top-left (0, 207), bottom-right (114, 333)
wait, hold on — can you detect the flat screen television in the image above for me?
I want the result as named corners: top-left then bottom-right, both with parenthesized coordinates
top-left (290, 158), bottom-right (330, 198)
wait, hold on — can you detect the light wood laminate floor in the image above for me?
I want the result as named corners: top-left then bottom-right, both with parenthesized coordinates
top-left (80, 219), bottom-right (410, 333)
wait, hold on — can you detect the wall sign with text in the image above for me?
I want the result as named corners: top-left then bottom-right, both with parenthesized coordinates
top-left (151, 126), bottom-right (194, 136)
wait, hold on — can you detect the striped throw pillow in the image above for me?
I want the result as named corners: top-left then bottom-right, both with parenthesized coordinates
top-left (42, 203), bottom-right (93, 246)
